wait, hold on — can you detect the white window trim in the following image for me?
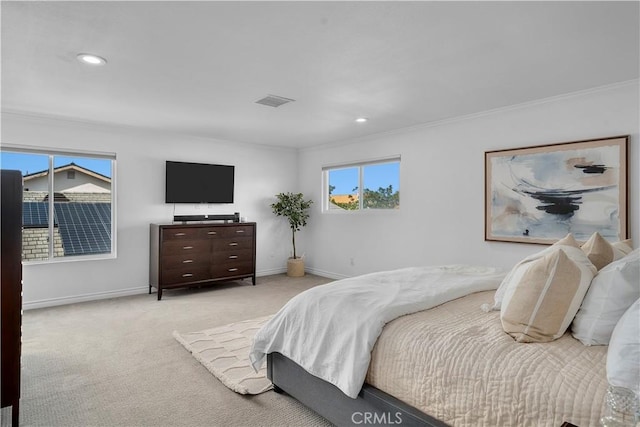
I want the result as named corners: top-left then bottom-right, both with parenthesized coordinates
top-left (322, 155), bottom-right (401, 213)
top-left (1, 144), bottom-right (117, 263)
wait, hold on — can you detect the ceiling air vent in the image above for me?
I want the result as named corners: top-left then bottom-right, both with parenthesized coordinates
top-left (255, 94), bottom-right (295, 108)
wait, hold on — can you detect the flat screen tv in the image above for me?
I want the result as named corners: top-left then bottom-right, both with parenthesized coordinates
top-left (165, 161), bottom-right (234, 204)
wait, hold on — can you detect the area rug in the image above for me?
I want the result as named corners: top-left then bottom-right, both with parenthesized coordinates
top-left (173, 315), bottom-right (273, 395)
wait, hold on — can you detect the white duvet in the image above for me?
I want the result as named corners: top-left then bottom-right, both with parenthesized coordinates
top-left (249, 265), bottom-right (506, 398)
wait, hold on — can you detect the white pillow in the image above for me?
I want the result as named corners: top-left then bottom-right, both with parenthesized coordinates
top-left (572, 249), bottom-right (640, 345)
top-left (491, 233), bottom-right (594, 311)
top-left (607, 299), bottom-right (640, 394)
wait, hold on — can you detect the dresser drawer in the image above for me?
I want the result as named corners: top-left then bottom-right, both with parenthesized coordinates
top-left (212, 261), bottom-right (254, 278)
top-left (213, 236), bottom-right (253, 251)
top-left (198, 227), bottom-right (224, 238)
top-left (161, 252), bottom-right (211, 269)
top-left (162, 227), bottom-right (201, 241)
top-left (216, 225), bottom-right (254, 238)
top-left (161, 239), bottom-right (211, 255)
top-left (212, 248), bottom-right (253, 264)
top-left (161, 267), bottom-right (211, 285)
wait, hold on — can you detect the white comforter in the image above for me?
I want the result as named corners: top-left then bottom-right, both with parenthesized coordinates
top-left (249, 265), bottom-right (506, 398)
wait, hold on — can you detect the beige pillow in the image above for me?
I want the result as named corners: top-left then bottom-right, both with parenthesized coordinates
top-left (581, 232), bottom-right (632, 270)
top-left (555, 232), bottom-right (581, 248)
top-left (613, 239), bottom-right (634, 255)
top-left (501, 248), bottom-right (596, 343)
top-left (491, 233), bottom-right (587, 311)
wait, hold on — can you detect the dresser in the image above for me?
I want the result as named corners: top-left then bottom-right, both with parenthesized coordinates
top-left (1, 170), bottom-right (22, 426)
top-left (149, 222), bottom-right (256, 300)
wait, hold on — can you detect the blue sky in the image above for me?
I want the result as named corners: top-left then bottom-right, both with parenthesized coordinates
top-left (0, 152), bottom-right (112, 177)
top-left (329, 162), bottom-right (400, 194)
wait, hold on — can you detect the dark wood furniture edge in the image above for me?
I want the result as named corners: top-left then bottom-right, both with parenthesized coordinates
top-left (267, 352), bottom-right (449, 427)
top-left (1, 170), bottom-right (22, 426)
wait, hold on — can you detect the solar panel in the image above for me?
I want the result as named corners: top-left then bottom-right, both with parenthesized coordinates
top-left (54, 203), bottom-right (111, 256)
top-left (23, 202), bottom-right (52, 227)
top-left (22, 201), bottom-right (111, 257)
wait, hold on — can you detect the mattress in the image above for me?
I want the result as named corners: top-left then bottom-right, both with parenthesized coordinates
top-left (366, 291), bottom-right (608, 427)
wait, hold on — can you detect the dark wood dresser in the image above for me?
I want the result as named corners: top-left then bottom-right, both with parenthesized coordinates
top-left (1, 170), bottom-right (23, 426)
top-left (149, 222), bottom-right (256, 300)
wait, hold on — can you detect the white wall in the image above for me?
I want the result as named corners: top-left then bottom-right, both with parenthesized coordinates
top-left (297, 81), bottom-right (640, 279)
top-left (2, 113), bottom-right (299, 309)
top-left (4, 81), bottom-right (638, 308)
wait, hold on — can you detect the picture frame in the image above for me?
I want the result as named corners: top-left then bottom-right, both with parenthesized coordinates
top-left (485, 136), bottom-right (628, 244)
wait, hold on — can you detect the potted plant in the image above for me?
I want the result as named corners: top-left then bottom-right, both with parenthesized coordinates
top-left (271, 192), bottom-right (313, 277)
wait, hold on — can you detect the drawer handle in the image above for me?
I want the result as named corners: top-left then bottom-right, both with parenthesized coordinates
top-left (235, 230), bottom-right (245, 233)
top-left (207, 231), bottom-right (217, 235)
top-left (182, 260), bottom-right (193, 263)
top-left (182, 273), bottom-right (193, 278)
top-left (228, 268), bottom-right (238, 272)
top-left (174, 232), bottom-right (186, 236)
top-left (228, 255), bottom-right (238, 259)
top-left (183, 246), bottom-right (194, 250)
top-left (229, 242), bottom-right (238, 246)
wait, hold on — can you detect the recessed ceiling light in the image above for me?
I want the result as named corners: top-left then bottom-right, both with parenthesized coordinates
top-left (355, 117), bottom-right (368, 123)
top-left (77, 53), bottom-right (107, 66)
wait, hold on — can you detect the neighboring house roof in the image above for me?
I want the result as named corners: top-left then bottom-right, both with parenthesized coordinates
top-left (330, 194), bottom-right (358, 204)
top-left (23, 162), bottom-right (111, 183)
top-left (61, 182), bottom-right (111, 193)
top-left (23, 202), bottom-right (112, 256)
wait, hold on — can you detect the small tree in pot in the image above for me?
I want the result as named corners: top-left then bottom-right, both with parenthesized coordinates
top-left (271, 192), bottom-right (313, 277)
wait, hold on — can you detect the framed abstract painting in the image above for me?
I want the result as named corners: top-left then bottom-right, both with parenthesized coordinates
top-left (485, 136), bottom-right (628, 244)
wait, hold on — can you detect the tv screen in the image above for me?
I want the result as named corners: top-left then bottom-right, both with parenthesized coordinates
top-left (165, 161), bottom-right (234, 204)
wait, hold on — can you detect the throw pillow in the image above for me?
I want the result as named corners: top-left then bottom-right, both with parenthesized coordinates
top-left (613, 239), bottom-right (634, 255)
top-left (581, 232), bottom-right (632, 270)
top-left (501, 248), bottom-right (596, 343)
top-left (491, 233), bottom-right (590, 311)
top-left (607, 299), bottom-right (640, 394)
top-left (572, 249), bottom-right (640, 345)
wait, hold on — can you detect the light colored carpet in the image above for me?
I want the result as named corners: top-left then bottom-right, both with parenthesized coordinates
top-left (174, 315), bottom-right (273, 395)
top-left (11, 274), bottom-right (335, 427)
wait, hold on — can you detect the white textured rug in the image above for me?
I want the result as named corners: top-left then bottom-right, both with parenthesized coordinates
top-left (174, 315), bottom-right (273, 395)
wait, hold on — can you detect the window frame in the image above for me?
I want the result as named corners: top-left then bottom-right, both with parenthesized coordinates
top-left (322, 156), bottom-right (401, 213)
top-left (1, 144), bottom-right (117, 264)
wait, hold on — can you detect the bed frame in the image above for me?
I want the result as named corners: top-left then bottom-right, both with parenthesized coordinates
top-left (267, 352), bottom-right (448, 427)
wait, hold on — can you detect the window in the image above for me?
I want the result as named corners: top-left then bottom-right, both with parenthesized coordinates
top-left (323, 157), bottom-right (400, 212)
top-left (0, 147), bottom-right (116, 262)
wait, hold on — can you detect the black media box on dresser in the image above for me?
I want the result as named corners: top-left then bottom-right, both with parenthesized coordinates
top-left (149, 222), bottom-right (256, 300)
top-left (1, 170), bottom-right (23, 427)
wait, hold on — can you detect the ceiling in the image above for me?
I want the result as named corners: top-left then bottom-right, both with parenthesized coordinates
top-left (2, 1), bottom-right (639, 149)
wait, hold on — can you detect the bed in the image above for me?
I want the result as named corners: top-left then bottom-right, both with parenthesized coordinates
top-left (250, 234), bottom-right (638, 426)
top-left (266, 291), bottom-right (608, 426)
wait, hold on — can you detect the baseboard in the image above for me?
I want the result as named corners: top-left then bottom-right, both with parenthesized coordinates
top-left (22, 268), bottom-right (335, 310)
top-left (23, 286), bottom-right (149, 310)
top-left (256, 267), bottom-right (287, 276)
top-left (304, 267), bottom-right (350, 280)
